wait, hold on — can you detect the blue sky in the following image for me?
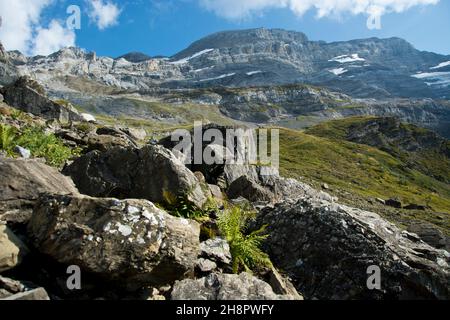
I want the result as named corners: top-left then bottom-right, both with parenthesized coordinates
top-left (0, 0), bottom-right (449, 57)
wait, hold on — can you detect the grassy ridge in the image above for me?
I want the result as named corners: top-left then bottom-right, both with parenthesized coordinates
top-left (277, 125), bottom-right (450, 233)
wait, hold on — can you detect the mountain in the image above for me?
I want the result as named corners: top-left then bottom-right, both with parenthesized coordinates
top-left (116, 52), bottom-right (153, 63)
top-left (0, 42), bottom-right (18, 86)
top-left (2, 29), bottom-right (450, 137)
top-left (9, 28), bottom-right (450, 98)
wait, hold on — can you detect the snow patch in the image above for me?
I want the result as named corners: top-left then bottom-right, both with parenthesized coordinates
top-left (329, 54), bottom-right (365, 64)
top-left (329, 68), bottom-right (348, 76)
top-left (412, 71), bottom-right (450, 86)
top-left (170, 49), bottom-right (214, 65)
top-left (246, 71), bottom-right (262, 76)
top-left (430, 61), bottom-right (450, 70)
top-left (199, 73), bottom-right (235, 82)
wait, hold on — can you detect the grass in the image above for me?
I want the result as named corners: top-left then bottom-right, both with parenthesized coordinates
top-left (0, 124), bottom-right (79, 167)
top-left (275, 126), bottom-right (450, 234)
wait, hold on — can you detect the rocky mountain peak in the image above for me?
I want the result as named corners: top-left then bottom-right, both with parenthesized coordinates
top-left (117, 52), bottom-right (153, 63)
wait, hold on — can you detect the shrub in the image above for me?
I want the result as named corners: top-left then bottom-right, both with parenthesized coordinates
top-left (217, 205), bottom-right (272, 274)
top-left (162, 190), bottom-right (209, 220)
top-left (0, 124), bottom-right (79, 167)
top-left (0, 124), bottom-right (18, 155)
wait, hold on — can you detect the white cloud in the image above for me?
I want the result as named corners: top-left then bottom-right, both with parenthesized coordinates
top-left (198, 0), bottom-right (440, 20)
top-left (0, 0), bottom-right (75, 56)
top-left (87, 0), bottom-right (121, 30)
top-left (32, 20), bottom-right (76, 56)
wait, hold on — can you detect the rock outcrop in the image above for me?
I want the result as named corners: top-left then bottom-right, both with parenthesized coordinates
top-left (0, 42), bottom-right (18, 85)
top-left (0, 158), bottom-right (79, 223)
top-left (171, 272), bottom-right (297, 300)
top-left (0, 77), bottom-right (81, 123)
top-left (27, 194), bottom-right (200, 290)
top-left (252, 199), bottom-right (450, 300)
top-left (0, 225), bottom-right (29, 272)
top-left (63, 145), bottom-right (209, 208)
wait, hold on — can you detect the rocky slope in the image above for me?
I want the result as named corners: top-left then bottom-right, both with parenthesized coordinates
top-left (10, 28), bottom-right (450, 99)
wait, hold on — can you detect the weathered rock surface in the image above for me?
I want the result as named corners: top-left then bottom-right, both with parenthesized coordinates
top-left (63, 145), bottom-right (209, 208)
top-left (27, 194), bottom-right (200, 289)
top-left (171, 272), bottom-right (296, 300)
top-left (252, 199), bottom-right (450, 300)
top-left (199, 238), bottom-right (232, 266)
top-left (407, 222), bottom-right (450, 252)
top-left (2, 287), bottom-right (50, 300)
top-left (0, 158), bottom-right (79, 223)
top-left (0, 225), bottom-right (29, 272)
top-left (0, 77), bottom-right (81, 123)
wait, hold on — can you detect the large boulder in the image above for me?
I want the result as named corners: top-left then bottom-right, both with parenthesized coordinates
top-left (0, 158), bottom-right (79, 223)
top-left (27, 194), bottom-right (200, 290)
top-left (0, 225), bottom-right (29, 272)
top-left (63, 145), bottom-right (209, 208)
top-left (0, 77), bottom-right (81, 122)
top-left (252, 199), bottom-right (450, 300)
top-left (171, 272), bottom-right (297, 300)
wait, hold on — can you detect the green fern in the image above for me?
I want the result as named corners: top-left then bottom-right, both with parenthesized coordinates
top-left (218, 206), bottom-right (272, 274)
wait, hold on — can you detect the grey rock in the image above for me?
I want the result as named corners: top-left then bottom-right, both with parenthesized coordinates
top-left (0, 158), bottom-right (79, 223)
top-left (0, 76), bottom-right (81, 123)
top-left (252, 199), bottom-right (450, 300)
top-left (385, 198), bottom-right (403, 208)
top-left (171, 273), bottom-right (295, 300)
top-left (407, 222), bottom-right (450, 251)
top-left (63, 145), bottom-right (209, 208)
top-left (27, 194), bottom-right (200, 290)
top-left (2, 287), bottom-right (50, 300)
top-left (267, 268), bottom-right (303, 300)
top-left (227, 175), bottom-right (275, 203)
top-left (200, 238), bottom-right (232, 265)
top-left (0, 225), bottom-right (29, 272)
top-left (196, 258), bottom-right (218, 273)
top-left (13, 145), bottom-right (31, 159)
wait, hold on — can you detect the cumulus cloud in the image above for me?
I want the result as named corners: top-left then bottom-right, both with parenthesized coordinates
top-left (0, 0), bottom-right (75, 56)
top-left (32, 20), bottom-right (76, 56)
top-left (198, 0), bottom-right (439, 20)
top-left (87, 0), bottom-right (121, 30)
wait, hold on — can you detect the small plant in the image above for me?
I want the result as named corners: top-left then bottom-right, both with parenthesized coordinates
top-left (0, 124), bottom-right (18, 155)
top-left (17, 127), bottom-right (78, 167)
top-left (162, 190), bottom-right (208, 220)
top-left (217, 205), bottom-right (272, 274)
top-left (0, 124), bottom-right (79, 167)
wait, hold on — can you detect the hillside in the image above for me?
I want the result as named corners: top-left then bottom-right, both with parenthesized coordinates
top-left (277, 119), bottom-right (450, 235)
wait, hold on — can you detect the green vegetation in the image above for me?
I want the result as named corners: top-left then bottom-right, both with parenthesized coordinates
top-left (218, 205), bottom-right (272, 274)
top-left (275, 123), bottom-right (450, 234)
top-left (0, 124), bottom-right (79, 167)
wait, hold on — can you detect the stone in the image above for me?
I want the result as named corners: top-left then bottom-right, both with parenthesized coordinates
top-left (200, 238), bottom-right (232, 265)
top-left (385, 198), bottom-right (402, 208)
top-left (404, 204), bottom-right (427, 211)
top-left (407, 222), bottom-right (449, 251)
top-left (64, 145), bottom-right (209, 209)
top-left (0, 158), bottom-right (79, 223)
top-left (27, 194), bottom-right (200, 290)
top-left (0, 76), bottom-right (81, 123)
top-left (196, 258), bottom-right (218, 273)
top-left (252, 199), bottom-right (450, 300)
top-left (227, 175), bottom-right (275, 203)
top-left (2, 287), bottom-right (50, 300)
top-left (0, 225), bottom-right (29, 272)
top-left (171, 273), bottom-right (295, 300)
top-left (208, 184), bottom-right (224, 204)
top-left (267, 268), bottom-right (303, 300)
top-left (80, 113), bottom-right (96, 123)
top-left (13, 145), bottom-right (31, 159)
top-left (120, 127), bottom-right (147, 141)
